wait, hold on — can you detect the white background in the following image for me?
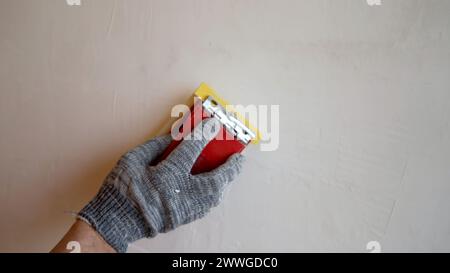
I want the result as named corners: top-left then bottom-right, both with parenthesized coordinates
top-left (0, 0), bottom-right (449, 252)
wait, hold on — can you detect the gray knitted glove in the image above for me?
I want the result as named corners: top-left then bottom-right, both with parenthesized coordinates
top-left (78, 118), bottom-right (244, 252)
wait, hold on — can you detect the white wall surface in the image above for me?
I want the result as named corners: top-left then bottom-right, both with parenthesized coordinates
top-left (1, 0), bottom-right (449, 252)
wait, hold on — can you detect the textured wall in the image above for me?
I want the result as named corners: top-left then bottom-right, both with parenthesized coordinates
top-left (0, 0), bottom-right (449, 252)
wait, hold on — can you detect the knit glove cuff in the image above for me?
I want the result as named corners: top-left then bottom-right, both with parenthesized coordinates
top-left (78, 184), bottom-right (149, 253)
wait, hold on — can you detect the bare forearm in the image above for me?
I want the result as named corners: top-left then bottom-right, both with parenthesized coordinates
top-left (51, 220), bottom-right (115, 253)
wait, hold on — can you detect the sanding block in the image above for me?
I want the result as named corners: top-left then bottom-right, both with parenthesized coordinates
top-left (155, 83), bottom-right (260, 174)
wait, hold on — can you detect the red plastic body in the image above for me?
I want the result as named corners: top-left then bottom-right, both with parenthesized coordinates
top-left (155, 100), bottom-right (246, 175)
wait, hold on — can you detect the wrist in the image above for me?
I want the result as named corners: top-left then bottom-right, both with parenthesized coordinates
top-left (51, 220), bottom-right (116, 253)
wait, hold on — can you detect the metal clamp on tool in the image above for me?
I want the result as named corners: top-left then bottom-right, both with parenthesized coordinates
top-left (202, 96), bottom-right (256, 145)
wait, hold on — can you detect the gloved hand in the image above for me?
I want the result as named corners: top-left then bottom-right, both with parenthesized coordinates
top-left (78, 118), bottom-right (244, 252)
